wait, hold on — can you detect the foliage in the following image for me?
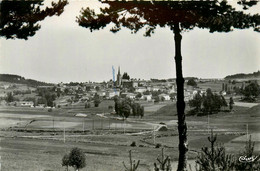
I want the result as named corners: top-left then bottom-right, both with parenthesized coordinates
top-left (131, 102), bottom-right (138, 117)
top-left (93, 93), bottom-right (101, 107)
top-left (122, 150), bottom-right (140, 171)
top-left (135, 92), bottom-right (142, 99)
top-left (154, 148), bottom-right (172, 171)
top-left (154, 96), bottom-right (160, 103)
top-left (122, 72), bottom-right (130, 80)
top-left (85, 102), bottom-right (91, 108)
top-left (225, 70), bottom-right (260, 80)
top-left (114, 97), bottom-right (144, 118)
top-left (95, 86), bottom-right (100, 92)
top-left (139, 106), bottom-right (144, 118)
top-left (189, 92), bottom-right (202, 113)
top-left (234, 135), bottom-right (260, 170)
top-left (169, 93), bottom-right (176, 101)
top-left (37, 88), bottom-right (57, 107)
top-left (194, 131), bottom-right (260, 171)
top-left (5, 92), bottom-right (14, 102)
top-left (61, 154), bottom-right (70, 171)
top-left (143, 90), bottom-right (151, 95)
top-left (45, 93), bottom-right (57, 107)
top-left (155, 143), bottom-right (162, 149)
top-left (195, 130), bottom-right (236, 171)
top-left (189, 89), bottom-right (227, 115)
top-left (128, 87), bottom-right (136, 93)
top-left (68, 147), bottom-right (86, 171)
top-left (130, 141), bottom-right (136, 147)
top-left (77, 1), bottom-right (259, 36)
top-left (152, 91), bottom-right (162, 97)
top-left (13, 90), bottom-right (32, 96)
top-left (229, 97), bottom-right (234, 111)
top-left (121, 100), bottom-right (132, 119)
top-left (187, 79), bottom-right (197, 87)
top-left (0, 74), bottom-right (53, 87)
top-left (161, 96), bottom-right (165, 102)
top-left (241, 81), bottom-right (260, 101)
top-left (0, 0), bottom-right (68, 40)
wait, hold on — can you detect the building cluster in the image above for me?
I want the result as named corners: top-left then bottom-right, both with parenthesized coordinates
top-left (54, 67), bottom-right (177, 103)
top-left (3, 67), bottom-right (254, 108)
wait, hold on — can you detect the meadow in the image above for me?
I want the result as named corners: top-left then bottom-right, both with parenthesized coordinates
top-left (0, 99), bottom-right (259, 170)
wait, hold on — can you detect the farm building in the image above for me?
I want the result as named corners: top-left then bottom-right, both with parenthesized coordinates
top-left (16, 101), bottom-right (34, 107)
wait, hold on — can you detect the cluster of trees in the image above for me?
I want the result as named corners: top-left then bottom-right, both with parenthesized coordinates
top-left (114, 96), bottom-right (144, 119)
top-left (62, 147), bottom-right (86, 171)
top-left (122, 72), bottom-right (130, 80)
top-left (5, 92), bottom-right (15, 102)
top-left (222, 81), bottom-right (260, 100)
top-left (187, 78), bottom-right (197, 87)
top-left (84, 93), bottom-right (101, 108)
top-left (37, 89), bottom-right (57, 107)
top-left (241, 82), bottom-right (260, 102)
top-left (188, 88), bottom-right (230, 115)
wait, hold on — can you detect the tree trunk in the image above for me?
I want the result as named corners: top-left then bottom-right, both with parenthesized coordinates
top-left (174, 23), bottom-right (188, 171)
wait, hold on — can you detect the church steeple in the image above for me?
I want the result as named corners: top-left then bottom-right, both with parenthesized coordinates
top-left (117, 66), bottom-right (122, 87)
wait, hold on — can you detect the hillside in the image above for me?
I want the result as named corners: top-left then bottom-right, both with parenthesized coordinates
top-left (0, 74), bottom-right (53, 87)
top-left (225, 71), bottom-right (260, 80)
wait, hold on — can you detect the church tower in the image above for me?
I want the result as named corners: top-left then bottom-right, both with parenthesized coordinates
top-left (117, 66), bottom-right (122, 87)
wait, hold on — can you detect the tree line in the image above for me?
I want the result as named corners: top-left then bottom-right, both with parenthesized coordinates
top-left (0, 74), bottom-right (53, 87)
top-left (225, 70), bottom-right (260, 80)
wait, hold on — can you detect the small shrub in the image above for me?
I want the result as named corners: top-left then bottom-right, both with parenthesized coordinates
top-left (122, 150), bottom-right (140, 171)
top-left (48, 108), bottom-right (52, 112)
top-left (155, 143), bottom-right (161, 148)
top-left (130, 141), bottom-right (136, 147)
top-left (154, 148), bottom-right (172, 171)
top-left (68, 147), bottom-right (86, 170)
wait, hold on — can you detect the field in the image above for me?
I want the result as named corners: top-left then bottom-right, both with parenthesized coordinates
top-left (0, 99), bottom-right (259, 171)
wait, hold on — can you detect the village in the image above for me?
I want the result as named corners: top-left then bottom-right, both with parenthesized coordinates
top-left (1, 68), bottom-right (252, 110)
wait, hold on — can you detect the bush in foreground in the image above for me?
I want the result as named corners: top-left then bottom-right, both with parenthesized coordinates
top-left (62, 147), bottom-right (86, 171)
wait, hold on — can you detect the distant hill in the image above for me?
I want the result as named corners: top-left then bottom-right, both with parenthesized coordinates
top-left (224, 71), bottom-right (260, 80)
top-left (0, 74), bottom-right (54, 87)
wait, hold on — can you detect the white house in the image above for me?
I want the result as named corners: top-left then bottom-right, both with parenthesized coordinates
top-left (136, 87), bottom-right (147, 93)
top-left (132, 82), bottom-right (138, 88)
top-left (121, 93), bottom-right (136, 99)
top-left (17, 101), bottom-right (34, 107)
top-left (106, 90), bottom-right (120, 99)
top-left (142, 95), bottom-right (152, 101)
top-left (159, 94), bottom-right (171, 101)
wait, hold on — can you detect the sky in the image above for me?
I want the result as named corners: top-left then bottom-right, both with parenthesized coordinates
top-left (0, 0), bottom-right (259, 83)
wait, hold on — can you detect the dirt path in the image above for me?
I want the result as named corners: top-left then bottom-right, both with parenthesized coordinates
top-left (234, 102), bottom-right (259, 108)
